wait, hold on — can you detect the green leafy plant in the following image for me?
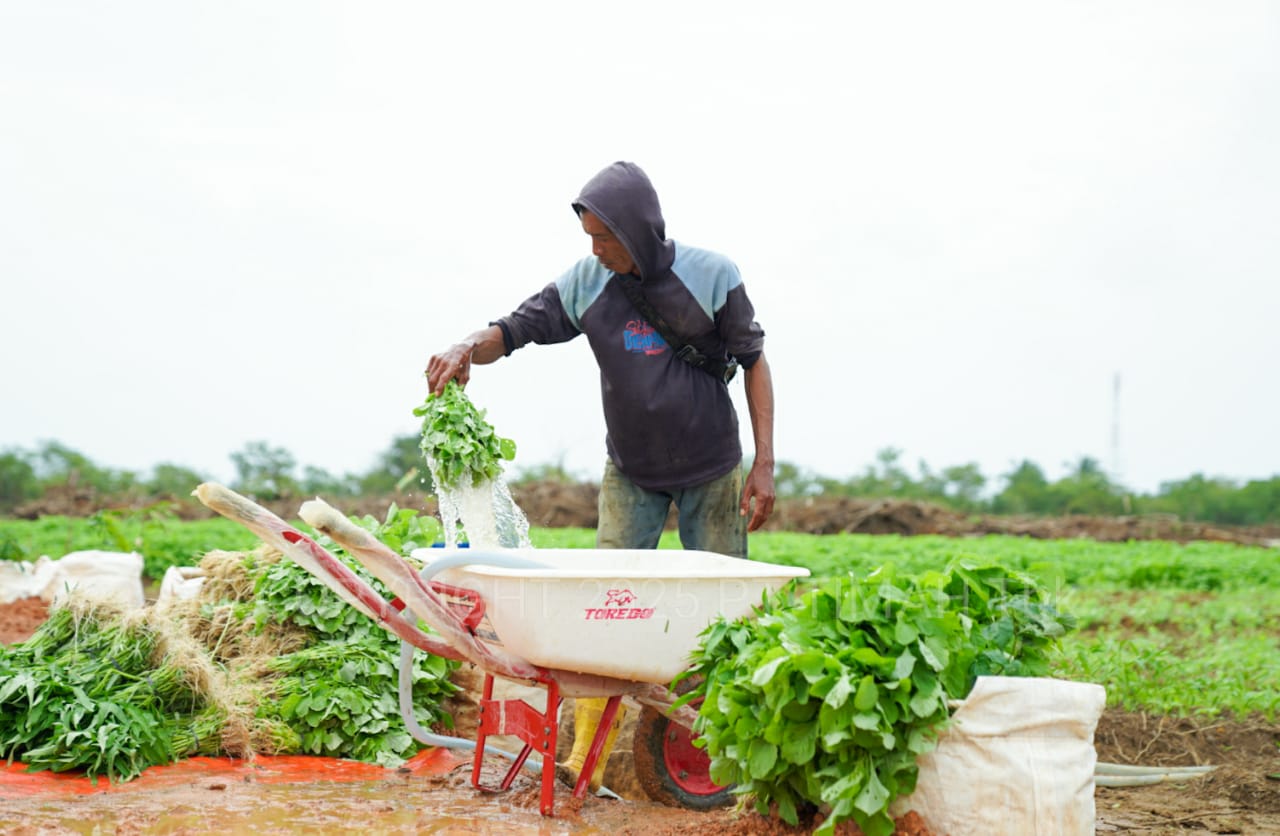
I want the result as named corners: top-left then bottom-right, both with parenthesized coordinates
top-left (0, 606), bottom-right (208, 783)
top-left (260, 637), bottom-right (454, 766)
top-left (351, 502), bottom-right (443, 559)
top-left (252, 505), bottom-right (440, 640)
top-left (0, 532), bottom-right (25, 562)
top-left (681, 562), bottom-right (1074, 836)
top-left (247, 506), bottom-right (458, 764)
top-left (413, 381), bottom-right (516, 489)
top-left (1054, 588), bottom-right (1280, 719)
top-left (253, 552), bottom-right (373, 639)
top-left (0, 504), bottom-right (460, 781)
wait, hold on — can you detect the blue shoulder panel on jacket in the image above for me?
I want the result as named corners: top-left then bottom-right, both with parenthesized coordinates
top-left (670, 243), bottom-right (742, 320)
top-left (554, 257), bottom-right (612, 330)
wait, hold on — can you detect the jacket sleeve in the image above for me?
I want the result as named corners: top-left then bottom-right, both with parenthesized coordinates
top-left (492, 283), bottom-right (581, 355)
top-left (717, 282), bottom-right (765, 369)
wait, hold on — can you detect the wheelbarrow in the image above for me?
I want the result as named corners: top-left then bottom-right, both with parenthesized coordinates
top-left (194, 483), bottom-right (809, 815)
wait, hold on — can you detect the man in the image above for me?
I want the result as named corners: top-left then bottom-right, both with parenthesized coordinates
top-left (425, 160), bottom-right (775, 792)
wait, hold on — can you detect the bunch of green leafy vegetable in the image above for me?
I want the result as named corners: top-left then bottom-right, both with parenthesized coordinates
top-left (413, 380), bottom-right (516, 489)
top-left (251, 503), bottom-right (442, 640)
top-left (0, 504), bottom-right (459, 780)
top-left (258, 637), bottom-right (454, 765)
top-left (246, 572), bottom-right (458, 767)
top-left (0, 605), bottom-right (211, 782)
top-left (680, 561), bottom-right (1075, 836)
top-left (244, 503), bottom-right (457, 765)
top-left (353, 503), bottom-right (443, 560)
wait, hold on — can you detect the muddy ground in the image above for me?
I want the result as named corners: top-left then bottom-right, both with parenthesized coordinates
top-left (4, 595), bottom-right (1280, 833)
top-left (3, 489), bottom-right (1279, 832)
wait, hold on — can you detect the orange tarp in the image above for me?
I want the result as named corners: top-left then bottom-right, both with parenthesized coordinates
top-left (0, 747), bottom-right (466, 797)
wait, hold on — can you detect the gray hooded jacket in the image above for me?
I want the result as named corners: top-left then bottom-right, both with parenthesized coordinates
top-left (493, 162), bottom-right (765, 491)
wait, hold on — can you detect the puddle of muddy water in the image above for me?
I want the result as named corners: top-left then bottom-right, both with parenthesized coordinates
top-left (0, 761), bottom-right (719, 836)
top-left (2, 781), bottom-right (580, 835)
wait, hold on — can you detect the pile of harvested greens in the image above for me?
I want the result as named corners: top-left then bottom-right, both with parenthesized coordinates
top-left (0, 505), bottom-right (459, 781)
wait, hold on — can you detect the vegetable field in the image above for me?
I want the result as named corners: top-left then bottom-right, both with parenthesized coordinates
top-left (698, 530), bottom-right (1278, 721)
top-left (2, 515), bottom-right (1278, 833)
top-left (4, 516), bottom-right (1276, 720)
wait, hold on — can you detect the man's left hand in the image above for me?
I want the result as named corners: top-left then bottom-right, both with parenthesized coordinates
top-left (740, 460), bottom-right (776, 532)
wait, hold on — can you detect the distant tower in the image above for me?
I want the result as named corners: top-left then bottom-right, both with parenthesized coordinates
top-left (1110, 372), bottom-right (1122, 481)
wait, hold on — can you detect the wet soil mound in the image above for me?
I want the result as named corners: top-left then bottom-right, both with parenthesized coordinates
top-left (11, 482), bottom-right (1278, 547)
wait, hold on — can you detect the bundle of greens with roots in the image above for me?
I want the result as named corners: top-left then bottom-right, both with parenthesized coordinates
top-left (0, 599), bottom-right (229, 782)
top-left (679, 561), bottom-right (1076, 836)
top-left (173, 504), bottom-right (460, 766)
top-left (0, 505), bottom-right (461, 780)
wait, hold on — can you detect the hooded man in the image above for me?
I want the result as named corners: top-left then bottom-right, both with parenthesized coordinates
top-left (425, 160), bottom-right (775, 792)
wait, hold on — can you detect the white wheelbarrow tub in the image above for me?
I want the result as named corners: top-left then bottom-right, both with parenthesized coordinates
top-left (412, 548), bottom-right (810, 684)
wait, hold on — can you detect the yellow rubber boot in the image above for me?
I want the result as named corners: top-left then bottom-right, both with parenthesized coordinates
top-left (557, 697), bottom-right (627, 793)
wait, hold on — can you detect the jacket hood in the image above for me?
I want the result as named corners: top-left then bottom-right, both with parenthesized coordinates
top-left (572, 161), bottom-right (675, 280)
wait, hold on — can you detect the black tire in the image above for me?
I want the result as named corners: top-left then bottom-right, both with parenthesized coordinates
top-left (631, 679), bottom-right (734, 810)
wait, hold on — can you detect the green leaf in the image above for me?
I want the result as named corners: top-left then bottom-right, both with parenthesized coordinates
top-left (916, 638), bottom-right (944, 671)
top-left (818, 758), bottom-right (866, 807)
top-left (891, 650), bottom-right (916, 681)
top-left (878, 583), bottom-right (910, 603)
top-left (709, 756), bottom-right (740, 787)
top-left (779, 722), bottom-right (818, 764)
top-left (776, 789), bottom-right (799, 826)
top-left (854, 762), bottom-right (891, 816)
top-left (781, 699), bottom-right (817, 722)
top-left (906, 727), bottom-right (936, 752)
top-left (794, 651), bottom-right (827, 683)
top-left (824, 674), bottom-right (855, 709)
top-left (850, 647), bottom-right (891, 668)
top-left (750, 655), bottom-right (787, 687)
top-left (747, 739), bottom-right (778, 779)
top-left (909, 682), bottom-right (942, 718)
top-left (852, 712), bottom-right (881, 731)
top-left (853, 675), bottom-right (879, 711)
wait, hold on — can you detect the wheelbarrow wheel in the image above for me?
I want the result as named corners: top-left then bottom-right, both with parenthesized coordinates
top-left (632, 677), bottom-right (734, 810)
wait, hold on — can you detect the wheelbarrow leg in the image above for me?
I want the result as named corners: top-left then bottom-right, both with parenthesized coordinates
top-left (471, 674), bottom-right (562, 816)
top-left (572, 694), bottom-right (623, 800)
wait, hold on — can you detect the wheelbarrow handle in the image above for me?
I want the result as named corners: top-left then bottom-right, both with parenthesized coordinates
top-left (390, 581), bottom-right (486, 634)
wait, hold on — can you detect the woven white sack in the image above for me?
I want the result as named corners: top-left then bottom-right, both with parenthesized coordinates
top-left (0, 559), bottom-right (52, 604)
top-left (890, 676), bottom-right (1106, 836)
top-left (40, 550), bottom-right (145, 609)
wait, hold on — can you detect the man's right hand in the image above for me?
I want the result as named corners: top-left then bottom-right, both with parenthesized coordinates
top-left (425, 325), bottom-right (506, 395)
top-left (426, 342), bottom-right (474, 395)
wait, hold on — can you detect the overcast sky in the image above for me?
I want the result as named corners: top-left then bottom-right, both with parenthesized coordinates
top-left (2, 1), bottom-right (1277, 496)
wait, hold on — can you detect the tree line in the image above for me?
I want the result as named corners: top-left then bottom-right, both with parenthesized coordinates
top-left (777, 448), bottom-right (1280, 526)
top-left (1, 439), bottom-right (1277, 527)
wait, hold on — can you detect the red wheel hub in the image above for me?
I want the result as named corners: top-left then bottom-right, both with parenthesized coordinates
top-left (661, 722), bottom-right (723, 795)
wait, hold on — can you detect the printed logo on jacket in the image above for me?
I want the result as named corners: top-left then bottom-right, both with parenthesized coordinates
top-left (623, 320), bottom-right (668, 356)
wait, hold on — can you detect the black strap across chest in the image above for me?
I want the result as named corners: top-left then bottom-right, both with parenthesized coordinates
top-left (617, 276), bottom-right (739, 383)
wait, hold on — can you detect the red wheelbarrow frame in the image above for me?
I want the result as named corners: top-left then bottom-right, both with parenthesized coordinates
top-left (395, 580), bottom-right (621, 815)
top-left (194, 483), bottom-right (705, 818)
top-left (471, 672), bottom-right (625, 816)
